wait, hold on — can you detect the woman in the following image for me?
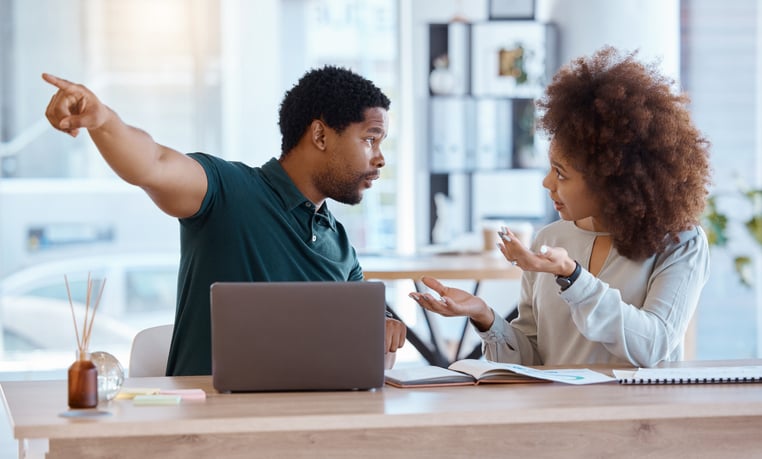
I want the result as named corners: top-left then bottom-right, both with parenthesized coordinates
top-left (410, 47), bottom-right (711, 367)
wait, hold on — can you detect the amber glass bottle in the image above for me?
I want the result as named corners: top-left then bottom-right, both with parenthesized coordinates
top-left (68, 350), bottom-right (98, 408)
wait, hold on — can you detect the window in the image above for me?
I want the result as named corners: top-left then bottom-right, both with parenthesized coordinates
top-left (0, 0), bottom-right (399, 378)
top-left (299, 0), bottom-right (400, 252)
top-left (681, 0), bottom-right (760, 359)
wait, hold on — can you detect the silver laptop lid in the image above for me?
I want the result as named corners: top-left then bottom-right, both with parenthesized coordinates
top-left (210, 281), bottom-right (385, 392)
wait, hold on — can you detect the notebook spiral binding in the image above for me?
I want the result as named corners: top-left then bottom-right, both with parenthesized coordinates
top-left (618, 376), bottom-right (762, 385)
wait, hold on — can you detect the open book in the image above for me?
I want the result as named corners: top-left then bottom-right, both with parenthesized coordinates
top-left (384, 359), bottom-right (615, 388)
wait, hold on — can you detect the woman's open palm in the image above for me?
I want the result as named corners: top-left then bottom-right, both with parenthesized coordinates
top-left (409, 276), bottom-right (488, 318)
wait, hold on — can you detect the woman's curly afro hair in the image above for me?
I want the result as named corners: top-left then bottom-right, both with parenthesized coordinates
top-left (278, 65), bottom-right (390, 156)
top-left (537, 46), bottom-right (712, 260)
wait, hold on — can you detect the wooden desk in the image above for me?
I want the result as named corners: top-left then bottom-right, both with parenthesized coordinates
top-left (4, 360), bottom-right (762, 458)
top-left (361, 252), bottom-right (522, 281)
top-left (361, 253), bottom-right (522, 366)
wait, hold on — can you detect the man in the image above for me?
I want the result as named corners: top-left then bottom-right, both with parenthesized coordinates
top-left (43, 66), bottom-right (406, 376)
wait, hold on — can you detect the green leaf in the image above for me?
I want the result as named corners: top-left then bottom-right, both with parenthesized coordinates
top-left (746, 215), bottom-right (762, 246)
top-left (734, 256), bottom-right (753, 288)
top-left (701, 196), bottom-right (729, 247)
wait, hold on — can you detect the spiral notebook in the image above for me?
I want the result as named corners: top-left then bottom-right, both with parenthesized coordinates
top-left (613, 366), bottom-right (762, 385)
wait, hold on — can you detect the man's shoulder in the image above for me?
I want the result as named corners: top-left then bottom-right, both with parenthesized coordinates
top-left (188, 152), bottom-right (256, 171)
top-left (188, 153), bottom-right (266, 187)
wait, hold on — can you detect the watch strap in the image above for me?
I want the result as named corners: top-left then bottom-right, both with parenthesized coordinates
top-left (555, 261), bottom-right (581, 291)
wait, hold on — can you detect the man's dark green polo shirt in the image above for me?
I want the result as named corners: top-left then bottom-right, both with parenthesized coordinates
top-left (166, 154), bottom-right (364, 376)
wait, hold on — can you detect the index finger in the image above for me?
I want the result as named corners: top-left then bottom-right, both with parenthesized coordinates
top-left (419, 276), bottom-right (445, 293)
top-left (41, 73), bottom-right (74, 90)
top-left (421, 276), bottom-right (442, 289)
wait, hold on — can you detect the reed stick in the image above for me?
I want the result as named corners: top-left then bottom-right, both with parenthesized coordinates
top-left (64, 274), bottom-right (82, 354)
top-left (84, 278), bottom-right (107, 352)
top-left (64, 273), bottom-right (107, 357)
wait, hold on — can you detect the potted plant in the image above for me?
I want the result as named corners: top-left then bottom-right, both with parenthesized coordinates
top-left (702, 184), bottom-right (762, 286)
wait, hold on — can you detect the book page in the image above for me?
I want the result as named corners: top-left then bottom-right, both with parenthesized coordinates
top-left (448, 359), bottom-right (524, 379)
top-left (501, 364), bottom-right (615, 385)
top-left (384, 365), bottom-right (475, 387)
top-left (449, 359), bottom-right (615, 385)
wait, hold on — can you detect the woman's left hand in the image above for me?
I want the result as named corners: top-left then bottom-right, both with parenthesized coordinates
top-left (498, 226), bottom-right (575, 276)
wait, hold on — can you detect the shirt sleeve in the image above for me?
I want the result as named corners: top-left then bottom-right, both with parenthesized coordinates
top-left (561, 227), bottom-right (710, 367)
top-left (476, 270), bottom-right (544, 365)
top-left (349, 256), bottom-right (364, 282)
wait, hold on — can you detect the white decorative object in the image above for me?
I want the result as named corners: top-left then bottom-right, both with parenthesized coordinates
top-left (432, 193), bottom-right (455, 244)
top-left (429, 55), bottom-right (456, 95)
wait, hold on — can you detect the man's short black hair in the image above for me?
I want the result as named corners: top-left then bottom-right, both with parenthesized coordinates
top-left (278, 65), bottom-right (391, 156)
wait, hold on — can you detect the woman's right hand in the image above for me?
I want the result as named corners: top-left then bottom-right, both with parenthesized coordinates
top-left (498, 226), bottom-right (576, 277)
top-left (408, 276), bottom-right (495, 331)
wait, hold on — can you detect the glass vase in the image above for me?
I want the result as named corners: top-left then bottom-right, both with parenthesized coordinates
top-left (91, 351), bottom-right (125, 402)
top-left (68, 350), bottom-right (98, 409)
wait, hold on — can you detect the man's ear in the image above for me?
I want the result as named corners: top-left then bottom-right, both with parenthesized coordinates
top-left (310, 120), bottom-right (327, 151)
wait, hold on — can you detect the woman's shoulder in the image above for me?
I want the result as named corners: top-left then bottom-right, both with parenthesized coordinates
top-left (652, 226), bottom-right (710, 277)
top-left (657, 226), bottom-right (709, 263)
top-left (667, 225), bottom-right (708, 249)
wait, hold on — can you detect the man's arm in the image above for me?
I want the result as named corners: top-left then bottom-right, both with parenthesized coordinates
top-left (42, 73), bottom-right (207, 218)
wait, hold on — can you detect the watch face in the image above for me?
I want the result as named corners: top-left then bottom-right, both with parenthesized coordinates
top-left (555, 277), bottom-right (571, 289)
top-left (555, 261), bottom-right (581, 290)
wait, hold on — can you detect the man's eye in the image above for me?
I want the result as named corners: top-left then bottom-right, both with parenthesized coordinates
top-left (365, 138), bottom-right (375, 146)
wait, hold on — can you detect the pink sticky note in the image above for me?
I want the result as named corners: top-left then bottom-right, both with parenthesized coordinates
top-left (158, 389), bottom-right (207, 401)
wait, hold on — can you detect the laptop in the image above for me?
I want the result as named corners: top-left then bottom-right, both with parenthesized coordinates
top-left (210, 281), bottom-right (386, 392)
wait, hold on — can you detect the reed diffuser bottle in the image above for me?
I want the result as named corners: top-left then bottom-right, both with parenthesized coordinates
top-left (68, 349), bottom-right (97, 408)
top-left (65, 274), bottom-right (106, 409)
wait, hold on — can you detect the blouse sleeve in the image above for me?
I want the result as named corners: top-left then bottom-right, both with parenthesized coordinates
top-left (477, 271), bottom-right (544, 365)
top-left (561, 227), bottom-right (710, 367)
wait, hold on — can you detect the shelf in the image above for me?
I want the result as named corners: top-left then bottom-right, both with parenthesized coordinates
top-left (425, 20), bottom-right (557, 241)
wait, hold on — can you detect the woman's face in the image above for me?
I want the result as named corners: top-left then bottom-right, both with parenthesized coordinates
top-left (542, 140), bottom-right (601, 224)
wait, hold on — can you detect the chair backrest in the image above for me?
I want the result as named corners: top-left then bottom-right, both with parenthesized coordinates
top-left (128, 324), bottom-right (173, 377)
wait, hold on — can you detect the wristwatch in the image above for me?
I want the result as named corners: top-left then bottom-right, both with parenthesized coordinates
top-left (555, 261), bottom-right (581, 291)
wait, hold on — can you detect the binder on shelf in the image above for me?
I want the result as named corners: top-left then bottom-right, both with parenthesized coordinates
top-left (429, 97), bottom-right (469, 172)
top-left (473, 98), bottom-right (512, 170)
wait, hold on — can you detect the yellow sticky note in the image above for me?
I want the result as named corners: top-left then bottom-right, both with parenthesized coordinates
top-left (115, 388), bottom-right (160, 400)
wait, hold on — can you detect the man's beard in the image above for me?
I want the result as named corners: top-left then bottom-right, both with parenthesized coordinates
top-left (314, 171), bottom-right (365, 205)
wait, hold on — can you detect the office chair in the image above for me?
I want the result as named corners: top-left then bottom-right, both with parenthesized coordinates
top-left (128, 324), bottom-right (173, 377)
